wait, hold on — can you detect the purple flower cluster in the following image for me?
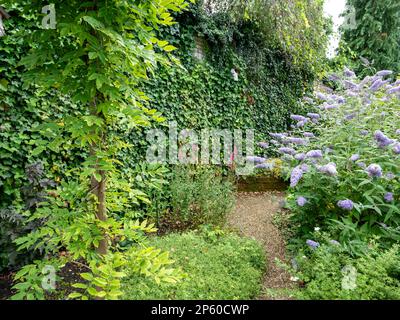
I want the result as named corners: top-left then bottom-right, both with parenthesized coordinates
top-left (286, 137), bottom-right (307, 145)
top-left (387, 86), bottom-right (400, 94)
top-left (328, 73), bottom-right (341, 81)
top-left (306, 150), bottom-right (323, 159)
top-left (344, 80), bottom-right (358, 90)
top-left (370, 79), bottom-right (386, 92)
top-left (336, 96), bottom-right (346, 104)
top-left (270, 133), bottom-right (286, 140)
top-left (295, 153), bottom-right (306, 161)
top-left (393, 143), bottom-right (400, 155)
top-left (316, 92), bottom-right (327, 101)
top-left (300, 164), bottom-right (309, 172)
top-left (307, 113), bottom-right (320, 120)
top-left (366, 164), bottom-right (383, 178)
top-left (376, 70), bottom-right (393, 77)
top-left (337, 199), bottom-right (354, 211)
top-left (258, 142), bottom-right (269, 149)
top-left (350, 154), bottom-right (360, 162)
top-left (297, 196), bottom-right (307, 207)
top-left (319, 163), bottom-right (338, 176)
top-left (306, 240), bottom-right (320, 249)
top-left (344, 67), bottom-right (356, 78)
top-left (386, 172), bottom-right (395, 180)
top-left (374, 130), bottom-right (394, 148)
top-left (357, 162), bottom-right (366, 169)
top-left (345, 113), bottom-right (356, 120)
top-left (290, 166), bottom-right (304, 188)
top-left (249, 156), bottom-right (266, 163)
top-left (279, 147), bottom-right (296, 156)
top-left (256, 163), bottom-right (273, 169)
top-left (291, 115), bottom-right (308, 122)
top-left (384, 192), bottom-right (394, 203)
top-left (324, 104), bottom-right (338, 110)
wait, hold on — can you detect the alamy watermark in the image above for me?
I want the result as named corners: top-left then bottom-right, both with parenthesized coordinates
top-left (41, 265), bottom-right (56, 291)
top-left (41, 4), bottom-right (57, 30)
top-left (341, 265), bottom-right (357, 290)
top-left (341, 4), bottom-right (357, 31)
top-left (146, 122), bottom-right (258, 176)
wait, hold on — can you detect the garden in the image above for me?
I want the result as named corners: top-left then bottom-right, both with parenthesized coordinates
top-left (0, 0), bottom-right (399, 303)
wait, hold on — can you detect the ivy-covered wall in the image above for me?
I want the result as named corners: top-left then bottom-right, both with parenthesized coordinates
top-left (138, 3), bottom-right (315, 147)
top-left (0, 4), bottom-right (86, 270)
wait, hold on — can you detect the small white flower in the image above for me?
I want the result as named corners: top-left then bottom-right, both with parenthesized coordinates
top-left (290, 276), bottom-right (299, 282)
top-left (314, 227), bottom-right (321, 232)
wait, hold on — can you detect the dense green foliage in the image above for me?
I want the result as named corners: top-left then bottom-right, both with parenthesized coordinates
top-left (136, 0), bottom-right (326, 146)
top-left (341, 0), bottom-right (400, 74)
top-left (0, 0), bottom-right (329, 276)
top-left (0, 3), bottom-right (84, 272)
top-left (123, 230), bottom-right (266, 300)
top-left (193, 0), bottom-right (330, 72)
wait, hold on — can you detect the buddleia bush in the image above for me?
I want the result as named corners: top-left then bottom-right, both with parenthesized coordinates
top-left (252, 68), bottom-right (400, 254)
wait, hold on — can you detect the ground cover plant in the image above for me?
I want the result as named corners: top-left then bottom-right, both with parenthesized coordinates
top-left (122, 229), bottom-right (266, 300)
top-left (288, 237), bottom-right (400, 300)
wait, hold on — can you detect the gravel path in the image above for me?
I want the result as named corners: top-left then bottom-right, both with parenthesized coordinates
top-left (227, 191), bottom-right (293, 300)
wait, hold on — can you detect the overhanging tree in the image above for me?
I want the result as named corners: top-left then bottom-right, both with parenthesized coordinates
top-left (7, 0), bottom-right (192, 300)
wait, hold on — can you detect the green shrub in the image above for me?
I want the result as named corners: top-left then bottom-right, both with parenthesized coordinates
top-left (290, 241), bottom-right (400, 300)
top-left (254, 67), bottom-right (400, 253)
top-left (122, 231), bottom-right (266, 300)
top-left (168, 166), bottom-right (235, 227)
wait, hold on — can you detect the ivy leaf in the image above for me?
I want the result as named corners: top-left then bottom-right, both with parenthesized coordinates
top-left (163, 45), bottom-right (177, 52)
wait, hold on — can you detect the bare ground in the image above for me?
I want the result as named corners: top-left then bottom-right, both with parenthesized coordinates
top-left (227, 191), bottom-right (294, 300)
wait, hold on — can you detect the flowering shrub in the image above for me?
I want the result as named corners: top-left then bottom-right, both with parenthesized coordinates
top-left (255, 68), bottom-right (400, 250)
top-left (168, 166), bottom-right (235, 228)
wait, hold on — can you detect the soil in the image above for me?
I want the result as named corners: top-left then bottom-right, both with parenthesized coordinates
top-left (228, 191), bottom-right (294, 300)
top-left (47, 261), bottom-right (90, 300)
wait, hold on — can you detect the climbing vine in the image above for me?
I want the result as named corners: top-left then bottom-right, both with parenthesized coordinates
top-left (127, 0), bottom-right (325, 161)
